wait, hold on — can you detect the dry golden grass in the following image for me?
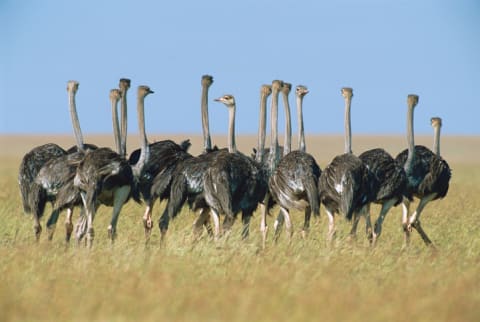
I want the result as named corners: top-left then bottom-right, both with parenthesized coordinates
top-left (1, 135), bottom-right (479, 322)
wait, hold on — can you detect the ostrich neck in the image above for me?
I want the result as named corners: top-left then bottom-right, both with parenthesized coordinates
top-left (111, 98), bottom-right (122, 154)
top-left (136, 95), bottom-right (150, 172)
top-left (120, 89), bottom-right (128, 157)
top-left (201, 85), bottom-right (212, 152)
top-left (433, 125), bottom-right (441, 156)
top-left (228, 105), bottom-right (236, 153)
top-left (269, 89), bottom-right (280, 171)
top-left (297, 95), bottom-right (306, 152)
top-left (344, 97), bottom-right (352, 154)
top-left (69, 91), bottom-right (84, 151)
top-left (282, 92), bottom-right (292, 156)
top-left (404, 105), bottom-right (415, 174)
top-left (256, 92), bottom-right (268, 163)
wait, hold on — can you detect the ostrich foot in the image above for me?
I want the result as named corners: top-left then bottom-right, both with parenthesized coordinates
top-left (160, 228), bottom-right (168, 243)
top-left (75, 217), bottom-right (87, 243)
top-left (371, 233), bottom-right (379, 248)
top-left (300, 229), bottom-right (309, 239)
top-left (47, 225), bottom-right (56, 241)
top-left (401, 223), bottom-right (411, 250)
top-left (406, 223), bottom-right (414, 233)
top-left (260, 226), bottom-right (269, 250)
top-left (108, 226), bottom-right (117, 242)
top-left (143, 218), bottom-right (153, 237)
top-left (86, 228), bottom-right (94, 248)
top-left (367, 227), bottom-right (374, 245)
top-left (346, 233), bottom-right (357, 243)
top-left (65, 222), bottom-right (74, 243)
top-left (34, 225), bottom-right (42, 242)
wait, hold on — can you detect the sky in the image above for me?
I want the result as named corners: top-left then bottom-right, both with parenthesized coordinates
top-left (1, 0), bottom-right (479, 137)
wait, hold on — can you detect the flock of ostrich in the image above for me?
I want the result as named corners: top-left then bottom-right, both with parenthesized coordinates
top-left (18, 76), bottom-right (451, 249)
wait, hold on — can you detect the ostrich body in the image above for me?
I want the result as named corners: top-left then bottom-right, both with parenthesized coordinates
top-left (269, 85), bottom-right (321, 241)
top-left (318, 87), bottom-right (373, 243)
top-left (355, 148), bottom-right (407, 245)
top-left (203, 94), bottom-right (268, 239)
top-left (18, 143), bottom-right (66, 240)
top-left (395, 98), bottom-right (451, 247)
top-left (72, 87), bottom-right (154, 246)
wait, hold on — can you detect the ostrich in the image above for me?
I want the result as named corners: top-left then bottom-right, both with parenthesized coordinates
top-left (127, 85), bottom-right (192, 238)
top-left (50, 87), bottom-right (122, 242)
top-left (395, 97), bottom-right (451, 247)
top-left (72, 87), bottom-right (154, 246)
top-left (318, 87), bottom-right (373, 244)
top-left (203, 93), bottom-right (268, 239)
top-left (154, 75), bottom-right (221, 240)
top-left (18, 80), bottom-right (94, 241)
top-left (269, 85), bottom-right (321, 241)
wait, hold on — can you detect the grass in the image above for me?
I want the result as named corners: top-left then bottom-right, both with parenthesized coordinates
top-left (0, 134), bottom-right (479, 322)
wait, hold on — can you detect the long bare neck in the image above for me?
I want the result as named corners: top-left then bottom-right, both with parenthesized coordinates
top-left (68, 89), bottom-right (84, 151)
top-left (296, 94), bottom-right (306, 152)
top-left (433, 124), bottom-right (441, 156)
top-left (281, 88), bottom-right (292, 156)
top-left (228, 105), bottom-right (236, 153)
top-left (256, 88), bottom-right (269, 162)
top-left (269, 81), bottom-right (282, 170)
top-left (343, 94), bottom-right (352, 154)
top-left (111, 94), bottom-right (122, 154)
top-left (201, 81), bottom-right (212, 152)
top-left (120, 88), bottom-right (128, 157)
top-left (136, 94), bottom-right (150, 169)
top-left (404, 96), bottom-right (417, 174)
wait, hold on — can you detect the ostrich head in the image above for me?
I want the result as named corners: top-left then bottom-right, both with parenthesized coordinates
top-left (202, 75), bottom-right (214, 88)
top-left (119, 78), bottom-right (131, 91)
top-left (214, 94), bottom-right (235, 108)
top-left (110, 89), bottom-right (122, 102)
top-left (261, 84), bottom-right (272, 96)
top-left (296, 85), bottom-right (309, 98)
top-left (431, 117), bottom-right (442, 128)
top-left (281, 82), bottom-right (292, 95)
top-left (341, 87), bottom-right (353, 99)
top-left (138, 85), bottom-right (154, 98)
top-left (67, 80), bottom-right (79, 94)
top-left (272, 80), bottom-right (284, 92)
top-left (407, 94), bottom-right (419, 108)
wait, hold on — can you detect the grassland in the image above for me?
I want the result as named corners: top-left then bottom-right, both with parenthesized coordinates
top-left (1, 134), bottom-right (479, 322)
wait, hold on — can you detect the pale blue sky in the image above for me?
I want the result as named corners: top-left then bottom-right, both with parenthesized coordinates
top-left (1, 0), bottom-right (479, 136)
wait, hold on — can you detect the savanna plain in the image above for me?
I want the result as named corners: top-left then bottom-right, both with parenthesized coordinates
top-left (1, 134), bottom-right (479, 322)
